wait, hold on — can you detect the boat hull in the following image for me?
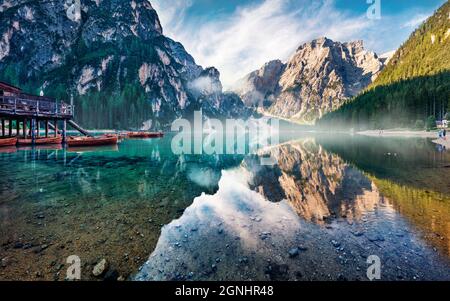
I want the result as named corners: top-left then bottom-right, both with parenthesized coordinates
top-left (0, 137), bottom-right (17, 147)
top-left (127, 132), bottom-right (164, 138)
top-left (17, 136), bottom-right (62, 146)
top-left (67, 135), bottom-right (118, 147)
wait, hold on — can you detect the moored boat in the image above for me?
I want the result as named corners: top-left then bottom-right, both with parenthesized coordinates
top-left (127, 132), bottom-right (164, 138)
top-left (17, 136), bottom-right (63, 146)
top-left (67, 134), bottom-right (118, 147)
top-left (0, 137), bottom-right (17, 147)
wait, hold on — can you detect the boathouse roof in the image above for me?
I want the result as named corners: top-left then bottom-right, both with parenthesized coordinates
top-left (0, 81), bottom-right (58, 102)
top-left (0, 81), bottom-right (22, 94)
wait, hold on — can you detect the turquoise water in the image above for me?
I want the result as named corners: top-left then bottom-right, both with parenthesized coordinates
top-left (1, 133), bottom-right (449, 281)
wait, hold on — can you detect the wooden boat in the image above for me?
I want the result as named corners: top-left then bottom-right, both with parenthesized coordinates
top-left (17, 136), bottom-right (62, 146)
top-left (127, 131), bottom-right (164, 138)
top-left (0, 137), bottom-right (17, 147)
top-left (67, 134), bottom-right (118, 147)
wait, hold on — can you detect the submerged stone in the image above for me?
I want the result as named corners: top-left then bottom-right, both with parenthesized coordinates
top-left (288, 248), bottom-right (300, 258)
top-left (93, 259), bottom-right (108, 277)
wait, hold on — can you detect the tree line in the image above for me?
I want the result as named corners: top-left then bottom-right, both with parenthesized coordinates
top-left (317, 72), bottom-right (450, 130)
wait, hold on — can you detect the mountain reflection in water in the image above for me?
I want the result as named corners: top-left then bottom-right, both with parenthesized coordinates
top-left (136, 138), bottom-right (450, 281)
top-left (1, 134), bottom-right (449, 281)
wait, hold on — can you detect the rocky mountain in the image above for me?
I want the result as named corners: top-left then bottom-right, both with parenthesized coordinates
top-left (318, 1), bottom-right (450, 130)
top-left (0, 0), bottom-right (250, 129)
top-left (379, 50), bottom-right (396, 65)
top-left (235, 37), bottom-right (385, 124)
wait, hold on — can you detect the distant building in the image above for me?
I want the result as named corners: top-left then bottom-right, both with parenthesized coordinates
top-left (437, 120), bottom-right (448, 128)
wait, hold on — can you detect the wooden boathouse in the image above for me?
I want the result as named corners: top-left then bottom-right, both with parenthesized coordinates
top-left (0, 81), bottom-right (89, 144)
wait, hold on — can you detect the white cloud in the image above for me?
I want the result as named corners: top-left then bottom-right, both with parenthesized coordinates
top-left (151, 0), bottom-right (193, 38)
top-left (151, 0), bottom-right (434, 89)
top-left (189, 76), bottom-right (222, 95)
top-left (401, 14), bottom-right (428, 28)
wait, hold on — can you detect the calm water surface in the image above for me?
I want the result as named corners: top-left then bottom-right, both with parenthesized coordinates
top-left (0, 133), bottom-right (449, 280)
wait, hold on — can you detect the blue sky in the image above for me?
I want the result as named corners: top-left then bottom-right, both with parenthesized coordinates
top-left (151, 0), bottom-right (447, 88)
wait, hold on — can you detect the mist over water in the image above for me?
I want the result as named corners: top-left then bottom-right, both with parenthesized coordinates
top-left (135, 136), bottom-right (450, 281)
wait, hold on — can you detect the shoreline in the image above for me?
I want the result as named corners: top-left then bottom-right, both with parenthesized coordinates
top-left (432, 139), bottom-right (450, 148)
top-left (357, 129), bottom-right (449, 148)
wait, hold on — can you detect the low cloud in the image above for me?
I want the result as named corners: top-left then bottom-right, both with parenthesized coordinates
top-left (401, 14), bottom-right (429, 28)
top-left (189, 76), bottom-right (222, 95)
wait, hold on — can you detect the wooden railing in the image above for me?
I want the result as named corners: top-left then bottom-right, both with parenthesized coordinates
top-left (0, 95), bottom-right (73, 118)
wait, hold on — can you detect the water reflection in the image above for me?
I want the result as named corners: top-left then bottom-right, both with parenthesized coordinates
top-left (0, 138), bottom-right (244, 280)
top-left (0, 146), bottom-right (17, 154)
top-left (314, 135), bottom-right (450, 257)
top-left (246, 140), bottom-right (381, 224)
top-left (136, 138), bottom-right (450, 281)
top-left (317, 134), bottom-right (450, 195)
top-left (371, 177), bottom-right (450, 257)
top-left (67, 145), bottom-right (119, 153)
top-left (1, 133), bottom-right (450, 281)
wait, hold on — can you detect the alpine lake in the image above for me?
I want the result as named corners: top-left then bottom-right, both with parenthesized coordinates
top-left (1, 130), bottom-right (449, 281)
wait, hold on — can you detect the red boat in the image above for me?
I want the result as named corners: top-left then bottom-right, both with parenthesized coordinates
top-left (17, 136), bottom-right (63, 146)
top-left (127, 132), bottom-right (164, 138)
top-left (67, 134), bottom-right (118, 147)
top-left (0, 137), bottom-right (17, 147)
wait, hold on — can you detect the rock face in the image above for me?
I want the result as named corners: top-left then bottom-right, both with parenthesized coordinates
top-left (235, 37), bottom-right (384, 124)
top-left (237, 60), bottom-right (285, 108)
top-left (0, 0), bottom-right (250, 129)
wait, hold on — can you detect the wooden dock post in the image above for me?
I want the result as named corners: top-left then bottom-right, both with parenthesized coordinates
top-left (31, 118), bottom-right (36, 144)
top-left (8, 119), bottom-right (12, 137)
top-left (62, 119), bottom-right (67, 144)
top-left (16, 119), bottom-right (20, 138)
top-left (36, 120), bottom-right (40, 138)
top-left (45, 120), bottom-right (49, 138)
top-left (1, 119), bottom-right (4, 137)
top-left (23, 118), bottom-right (28, 139)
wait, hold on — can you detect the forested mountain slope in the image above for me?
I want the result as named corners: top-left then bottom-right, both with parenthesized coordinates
top-left (0, 0), bottom-right (249, 129)
top-left (317, 1), bottom-right (450, 130)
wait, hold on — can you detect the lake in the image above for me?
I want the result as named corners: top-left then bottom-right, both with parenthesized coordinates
top-left (1, 133), bottom-right (449, 281)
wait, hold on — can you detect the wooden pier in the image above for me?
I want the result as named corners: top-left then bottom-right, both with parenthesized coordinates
top-left (0, 81), bottom-right (80, 144)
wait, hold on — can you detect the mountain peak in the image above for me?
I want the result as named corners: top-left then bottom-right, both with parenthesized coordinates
top-left (0, 0), bottom-right (249, 129)
top-left (312, 36), bottom-right (333, 44)
top-left (297, 37), bottom-right (333, 51)
top-left (344, 40), bottom-right (365, 50)
top-left (235, 37), bottom-right (384, 123)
